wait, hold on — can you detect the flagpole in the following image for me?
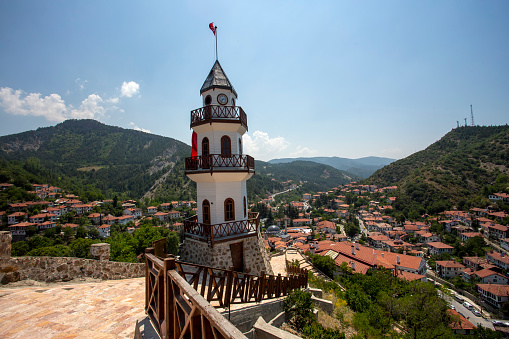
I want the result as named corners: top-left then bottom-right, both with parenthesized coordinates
top-left (215, 26), bottom-right (218, 60)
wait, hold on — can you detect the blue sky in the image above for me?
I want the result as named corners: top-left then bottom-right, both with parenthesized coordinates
top-left (1, 1), bottom-right (508, 161)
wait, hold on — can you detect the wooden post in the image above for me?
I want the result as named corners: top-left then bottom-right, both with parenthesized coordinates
top-left (257, 270), bottom-right (266, 302)
top-left (225, 266), bottom-right (234, 309)
top-left (163, 257), bottom-right (175, 339)
top-left (145, 247), bottom-right (154, 313)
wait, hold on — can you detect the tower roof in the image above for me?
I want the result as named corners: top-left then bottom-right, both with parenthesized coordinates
top-left (200, 60), bottom-right (237, 97)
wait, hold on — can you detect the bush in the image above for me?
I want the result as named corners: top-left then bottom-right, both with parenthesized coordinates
top-left (284, 290), bottom-right (314, 331)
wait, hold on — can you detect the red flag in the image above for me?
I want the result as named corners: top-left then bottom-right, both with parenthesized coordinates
top-left (191, 131), bottom-right (198, 158)
top-left (209, 22), bottom-right (216, 35)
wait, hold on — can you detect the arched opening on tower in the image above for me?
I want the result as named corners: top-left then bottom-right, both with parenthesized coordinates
top-left (221, 135), bottom-right (231, 157)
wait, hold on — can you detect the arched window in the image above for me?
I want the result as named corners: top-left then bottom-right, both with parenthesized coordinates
top-left (224, 198), bottom-right (235, 221)
top-left (203, 200), bottom-right (210, 224)
top-left (205, 95), bottom-right (212, 106)
top-left (201, 137), bottom-right (210, 168)
top-left (221, 136), bottom-right (231, 157)
top-left (239, 138), bottom-right (242, 155)
top-left (243, 196), bottom-right (247, 218)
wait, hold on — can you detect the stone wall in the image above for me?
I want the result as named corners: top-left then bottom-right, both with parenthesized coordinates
top-left (0, 234), bottom-right (145, 283)
top-left (180, 234), bottom-right (273, 275)
top-left (2, 256), bottom-right (145, 282)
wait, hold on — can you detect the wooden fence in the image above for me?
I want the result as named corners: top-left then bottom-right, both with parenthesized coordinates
top-left (145, 249), bottom-right (308, 338)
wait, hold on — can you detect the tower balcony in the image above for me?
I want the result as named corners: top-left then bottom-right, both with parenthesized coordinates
top-left (185, 154), bottom-right (255, 175)
top-left (190, 105), bottom-right (247, 131)
top-left (183, 212), bottom-right (260, 247)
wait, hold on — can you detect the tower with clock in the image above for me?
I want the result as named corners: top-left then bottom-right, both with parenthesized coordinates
top-left (180, 60), bottom-right (273, 275)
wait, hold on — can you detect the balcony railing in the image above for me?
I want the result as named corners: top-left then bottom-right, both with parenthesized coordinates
top-left (185, 154), bottom-right (255, 173)
top-left (190, 105), bottom-right (247, 130)
top-left (184, 212), bottom-right (259, 246)
top-left (144, 250), bottom-right (308, 339)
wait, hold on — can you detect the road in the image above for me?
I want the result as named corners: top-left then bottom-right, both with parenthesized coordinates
top-left (443, 293), bottom-right (494, 330)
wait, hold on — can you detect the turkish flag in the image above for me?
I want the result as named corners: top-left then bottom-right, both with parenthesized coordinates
top-left (191, 131), bottom-right (198, 158)
top-left (209, 22), bottom-right (216, 35)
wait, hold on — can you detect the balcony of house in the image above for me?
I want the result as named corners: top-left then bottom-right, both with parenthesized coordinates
top-left (184, 212), bottom-right (259, 246)
top-left (184, 154), bottom-right (255, 175)
top-left (190, 105), bottom-right (248, 131)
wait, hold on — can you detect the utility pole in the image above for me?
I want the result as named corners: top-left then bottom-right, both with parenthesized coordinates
top-left (471, 105), bottom-right (475, 126)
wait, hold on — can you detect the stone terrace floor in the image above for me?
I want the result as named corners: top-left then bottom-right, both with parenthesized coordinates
top-left (0, 277), bottom-right (148, 339)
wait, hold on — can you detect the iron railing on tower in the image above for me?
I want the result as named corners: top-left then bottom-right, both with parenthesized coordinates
top-left (184, 212), bottom-right (260, 247)
top-left (190, 105), bottom-right (248, 131)
top-left (184, 154), bottom-right (255, 173)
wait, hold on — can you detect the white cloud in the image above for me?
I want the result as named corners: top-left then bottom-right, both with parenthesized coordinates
top-left (290, 145), bottom-right (317, 157)
top-left (121, 81), bottom-right (140, 98)
top-left (0, 87), bottom-right (67, 121)
top-left (243, 130), bottom-right (289, 161)
top-left (75, 77), bottom-right (87, 90)
top-left (107, 97), bottom-right (119, 104)
top-left (129, 122), bottom-right (151, 133)
top-left (0, 87), bottom-right (106, 122)
top-left (69, 94), bottom-right (105, 119)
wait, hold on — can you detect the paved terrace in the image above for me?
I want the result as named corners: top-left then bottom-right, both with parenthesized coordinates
top-left (0, 250), bottom-right (311, 338)
top-left (0, 278), bottom-right (148, 339)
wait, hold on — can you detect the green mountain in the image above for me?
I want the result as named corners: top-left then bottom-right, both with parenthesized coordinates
top-left (0, 119), bottom-right (194, 202)
top-left (268, 156), bottom-right (395, 178)
top-left (0, 120), bottom-right (357, 203)
top-left (255, 160), bottom-right (357, 193)
top-left (365, 125), bottom-right (509, 217)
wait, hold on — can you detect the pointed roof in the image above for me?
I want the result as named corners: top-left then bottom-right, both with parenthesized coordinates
top-left (200, 60), bottom-right (237, 97)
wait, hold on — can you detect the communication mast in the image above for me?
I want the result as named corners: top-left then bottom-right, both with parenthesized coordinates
top-left (470, 105), bottom-right (475, 126)
top-left (457, 121), bottom-right (459, 128)
top-left (464, 118), bottom-right (467, 127)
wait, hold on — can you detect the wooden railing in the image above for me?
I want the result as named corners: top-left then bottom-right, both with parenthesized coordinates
top-left (184, 212), bottom-right (260, 247)
top-left (145, 251), bottom-right (308, 339)
top-left (286, 260), bottom-right (309, 276)
top-left (185, 154), bottom-right (255, 172)
top-left (190, 105), bottom-right (248, 130)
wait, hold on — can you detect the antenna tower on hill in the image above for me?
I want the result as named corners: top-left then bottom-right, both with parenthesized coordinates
top-left (464, 118), bottom-right (467, 127)
top-left (456, 121), bottom-right (459, 128)
top-left (470, 105), bottom-right (475, 126)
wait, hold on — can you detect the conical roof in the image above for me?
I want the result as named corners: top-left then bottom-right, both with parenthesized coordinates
top-left (200, 60), bottom-right (237, 97)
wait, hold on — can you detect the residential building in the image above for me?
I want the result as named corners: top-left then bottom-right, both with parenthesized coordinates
top-left (477, 284), bottom-right (509, 308)
top-left (435, 261), bottom-right (466, 279)
top-left (427, 242), bottom-right (454, 256)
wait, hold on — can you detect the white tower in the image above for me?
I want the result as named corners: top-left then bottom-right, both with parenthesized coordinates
top-left (181, 61), bottom-right (272, 274)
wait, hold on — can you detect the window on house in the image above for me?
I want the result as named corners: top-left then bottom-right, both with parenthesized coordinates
top-left (221, 136), bottom-right (231, 157)
top-left (239, 138), bottom-right (242, 155)
top-left (243, 196), bottom-right (247, 218)
top-left (203, 200), bottom-right (210, 224)
top-left (225, 198), bottom-right (234, 221)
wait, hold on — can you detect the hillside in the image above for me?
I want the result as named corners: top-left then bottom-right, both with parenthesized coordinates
top-left (365, 125), bottom-right (509, 216)
top-left (269, 156), bottom-right (395, 178)
top-left (0, 120), bottom-right (357, 203)
top-left (0, 119), bottom-right (195, 201)
top-left (256, 160), bottom-right (357, 193)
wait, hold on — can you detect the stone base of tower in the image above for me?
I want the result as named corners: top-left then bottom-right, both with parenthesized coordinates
top-left (180, 235), bottom-right (273, 276)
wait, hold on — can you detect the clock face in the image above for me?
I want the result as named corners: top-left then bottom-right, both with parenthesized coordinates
top-left (217, 94), bottom-right (228, 105)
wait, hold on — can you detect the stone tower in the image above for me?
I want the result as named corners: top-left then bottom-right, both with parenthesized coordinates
top-left (180, 60), bottom-right (272, 275)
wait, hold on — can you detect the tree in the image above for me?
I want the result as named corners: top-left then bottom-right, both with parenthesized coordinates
top-left (284, 290), bottom-right (314, 331)
top-left (87, 227), bottom-right (100, 240)
top-left (76, 225), bottom-right (87, 239)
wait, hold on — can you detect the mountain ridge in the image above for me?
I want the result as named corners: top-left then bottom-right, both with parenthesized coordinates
top-left (268, 156), bottom-right (396, 178)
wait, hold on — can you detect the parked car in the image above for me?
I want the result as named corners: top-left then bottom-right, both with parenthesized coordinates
top-left (472, 309), bottom-right (481, 316)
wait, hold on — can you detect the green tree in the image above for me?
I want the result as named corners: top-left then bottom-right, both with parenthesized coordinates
top-left (284, 290), bottom-right (314, 331)
top-left (76, 225), bottom-right (87, 239)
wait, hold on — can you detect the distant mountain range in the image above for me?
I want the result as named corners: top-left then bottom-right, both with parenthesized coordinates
top-left (268, 156), bottom-right (396, 178)
top-left (0, 119), bottom-right (359, 202)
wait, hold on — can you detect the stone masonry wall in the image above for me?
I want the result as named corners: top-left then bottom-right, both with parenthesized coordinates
top-left (0, 234), bottom-right (145, 283)
top-left (2, 257), bottom-right (145, 283)
top-left (180, 234), bottom-right (273, 276)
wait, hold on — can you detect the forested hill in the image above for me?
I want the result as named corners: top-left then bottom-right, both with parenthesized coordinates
top-left (0, 119), bottom-right (194, 201)
top-left (365, 125), bottom-right (509, 215)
